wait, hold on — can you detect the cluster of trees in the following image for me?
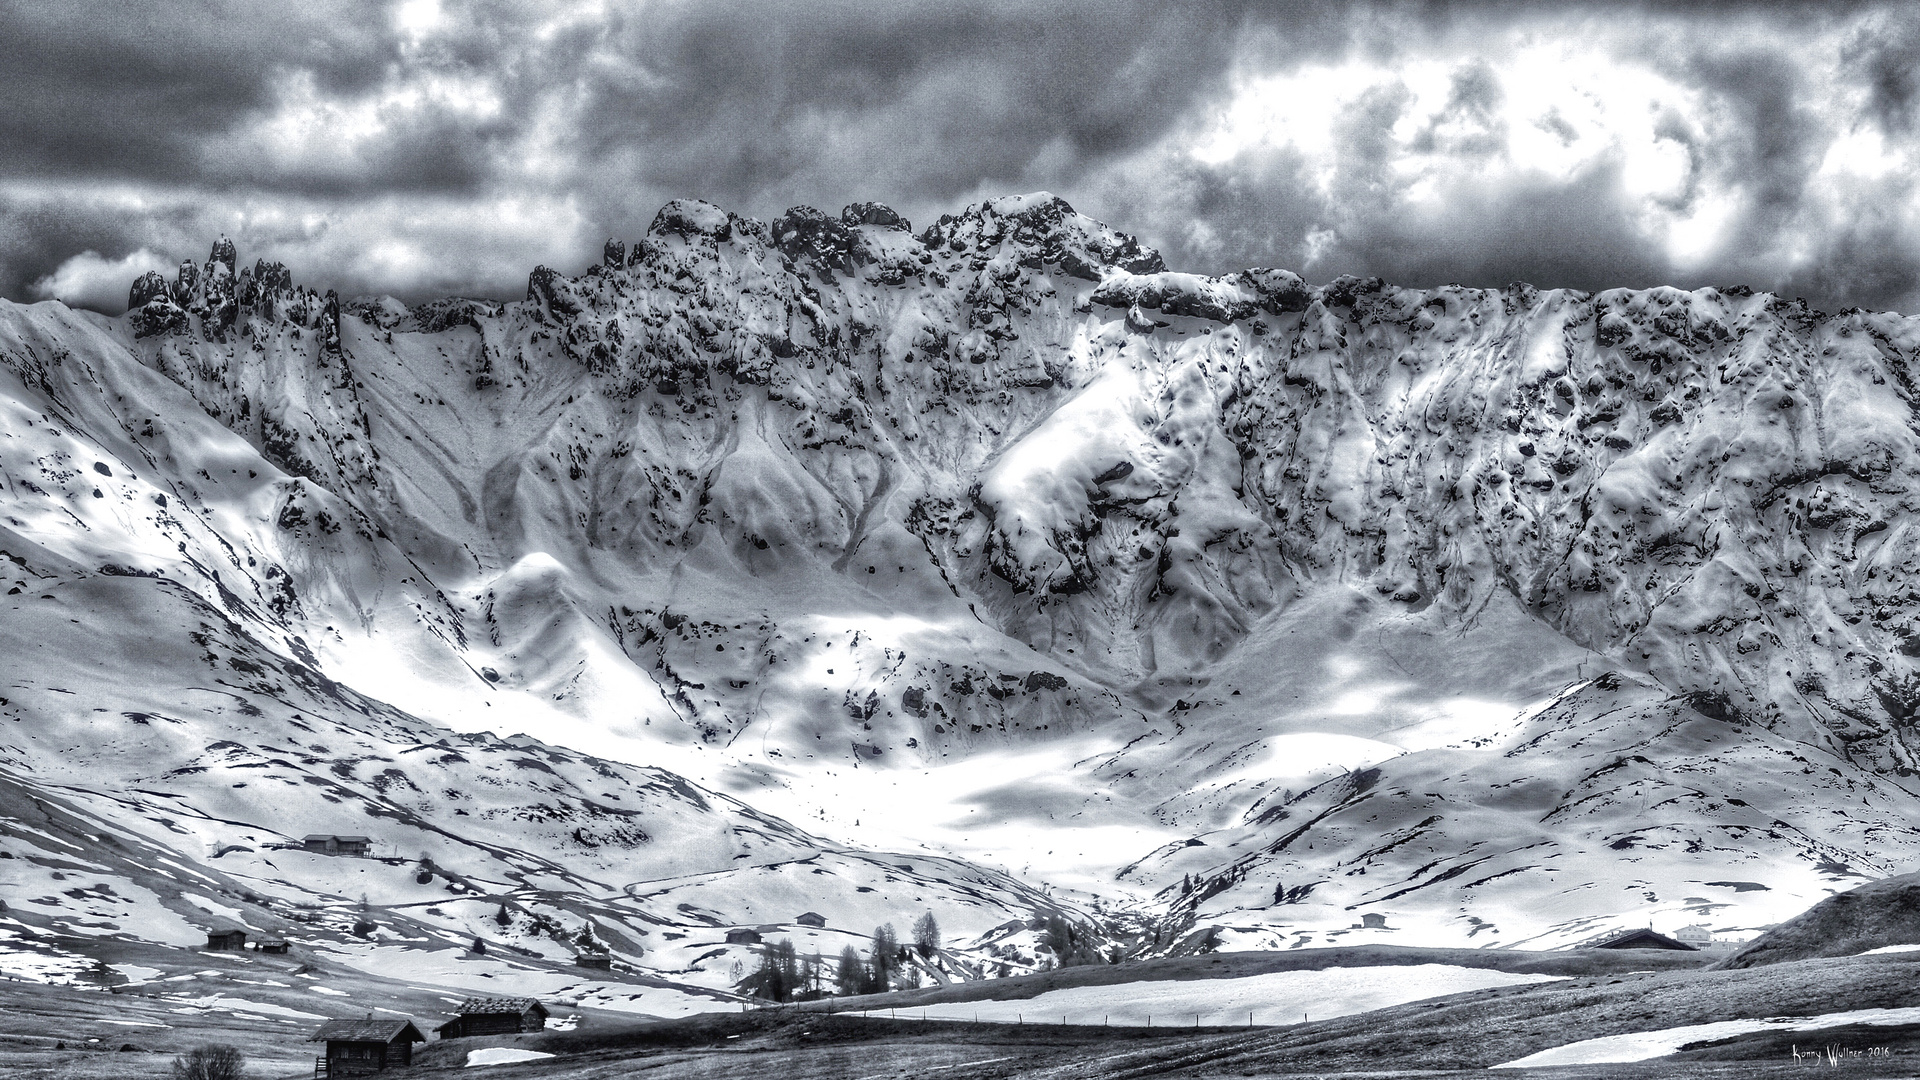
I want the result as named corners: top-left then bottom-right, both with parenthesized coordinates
top-left (737, 938), bottom-right (825, 1002)
top-left (738, 909), bottom-right (1130, 999)
top-left (741, 912), bottom-right (944, 1003)
top-left (1041, 914), bottom-right (1111, 967)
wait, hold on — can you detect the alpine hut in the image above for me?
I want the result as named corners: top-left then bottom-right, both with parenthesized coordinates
top-left (434, 998), bottom-right (550, 1039)
top-left (303, 835), bottom-right (373, 857)
top-left (310, 1016), bottom-right (425, 1074)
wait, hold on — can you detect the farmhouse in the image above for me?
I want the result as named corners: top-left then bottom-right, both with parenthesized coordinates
top-left (303, 834), bottom-right (373, 857)
top-left (725, 928), bottom-right (763, 945)
top-left (310, 1017), bottom-right (425, 1075)
top-left (204, 929), bottom-right (248, 951)
top-left (795, 912), bottom-right (827, 928)
top-left (1675, 924), bottom-right (1714, 946)
top-left (1592, 928), bottom-right (1698, 951)
top-left (434, 998), bottom-right (550, 1039)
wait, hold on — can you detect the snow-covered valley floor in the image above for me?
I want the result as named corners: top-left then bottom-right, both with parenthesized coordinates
top-left (854, 963), bottom-right (1566, 1028)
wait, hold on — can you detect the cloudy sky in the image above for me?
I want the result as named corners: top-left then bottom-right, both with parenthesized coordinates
top-left (6, 1), bottom-right (1920, 314)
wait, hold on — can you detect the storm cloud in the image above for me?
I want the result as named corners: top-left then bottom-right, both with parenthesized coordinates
top-left (6, 1), bottom-right (1919, 314)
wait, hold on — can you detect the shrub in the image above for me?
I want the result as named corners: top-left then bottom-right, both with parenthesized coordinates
top-left (173, 1043), bottom-right (245, 1080)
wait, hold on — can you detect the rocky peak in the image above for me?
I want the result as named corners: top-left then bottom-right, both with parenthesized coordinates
top-left (917, 192), bottom-right (1165, 281)
top-left (210, 236), bottom-right (237, 276)
top-left (841, 201), bottom-right (909, 231)
top-left (772, 205), bottom-right (864, 276)
top-left (646, 198), bottom-right (738, 242)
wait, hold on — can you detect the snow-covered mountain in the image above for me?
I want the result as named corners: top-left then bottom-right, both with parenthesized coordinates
top-left (5, 191), bottom-right (1920, 985)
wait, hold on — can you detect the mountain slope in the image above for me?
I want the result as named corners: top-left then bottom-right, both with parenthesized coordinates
top-left (6, 191), bottom-right (1920, 971)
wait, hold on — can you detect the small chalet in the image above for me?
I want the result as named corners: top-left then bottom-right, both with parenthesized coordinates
top-left (303, 834), bottom-right (373, 857)
top-left (205, 929), bottom-right (248, 951)
top-left (795, 912), bottom-right (827, 928)
top-left (724, 928), bottom-right (763, 945)
top-left (434, 998), bottom-right (549, 1040)
top-left (1360, 913), bottom-right (1389, 929)
top-left (257, 939), bottom-right (291, 954)
top-left (1592, 928), bottom-right (1698, 951)
top-left (310, 1017), bottom-right (425, 1075)
top-left (574, 952), bottom-right (611, 970)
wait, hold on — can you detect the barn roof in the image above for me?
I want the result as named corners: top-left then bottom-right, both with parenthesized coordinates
top-left (302, 834), bottom-right (372, 842)
top-left (452, 997), bottom-right (548, 1017)
top-left (310, 1018), bottom-right (425, 1043)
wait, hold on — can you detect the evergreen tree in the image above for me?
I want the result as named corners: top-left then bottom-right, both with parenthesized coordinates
top-left (352, 894), bottom-right (377, 938)
top-left (834, 944), bottom-right (866, 996)
top-left (1042, 915), bottom-right (1104, 967)
top-left (740, 938), bottom-right (801, 1002)
top-left (912, 911), bottom-right (941, 960)
top-left (865, 923), bottom-right (900, 993)
top-left (1273, 880), bottom-right (1286, 905)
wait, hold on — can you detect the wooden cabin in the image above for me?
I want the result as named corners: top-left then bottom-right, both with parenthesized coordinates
top-left (574, 952), bottom-right (611, 970)
top-left (1360, 913), bottom-right (1388, 929)
top-left (795, 912), bottom-right (827, 928)
top-left (303, 834), bottom-right (373, 857)
top-left (1591, 928), bottom-right (1698, 951)
top-left (205, 929), bottom-right (248, 951)
top-left (724, 928), bottom-right (763, 945)
top-left (256, 939), bottom-right (291, 954)
top-left (434, 998), bottom-right (549, 1040)
top-left (310, 1017), bottom-right (424, 1075)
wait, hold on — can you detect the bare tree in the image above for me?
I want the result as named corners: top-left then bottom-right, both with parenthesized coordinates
top-left (173, 1044), bottom-right (245, 1080)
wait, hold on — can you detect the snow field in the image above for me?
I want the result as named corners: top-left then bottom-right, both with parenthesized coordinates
top-left (898, 964), bottom-right (1566, 1028)
top-left (466, 1048), bottom-right (556, 1067)
top-left (1494, 1006), bottom-right (1920, 1067)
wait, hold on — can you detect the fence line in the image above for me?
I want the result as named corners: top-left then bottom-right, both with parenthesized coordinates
top-left (796, 1004), bottom-right (1274, 1029)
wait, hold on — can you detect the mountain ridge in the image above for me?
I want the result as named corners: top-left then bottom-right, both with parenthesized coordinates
top-left (4, 190), bottom-right (1920, 988)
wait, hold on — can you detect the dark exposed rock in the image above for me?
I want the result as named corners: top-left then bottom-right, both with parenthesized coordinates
top-left (171, 259), bottom-right (199, 306)
top-left (130, 299), bottom-right (189, 338)
top-left (128, 271), bottom-right (170, 312)
top-left (773, 206), bottom-right (860, 275)
top-left (842, 202), bottom-right (909, 231)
